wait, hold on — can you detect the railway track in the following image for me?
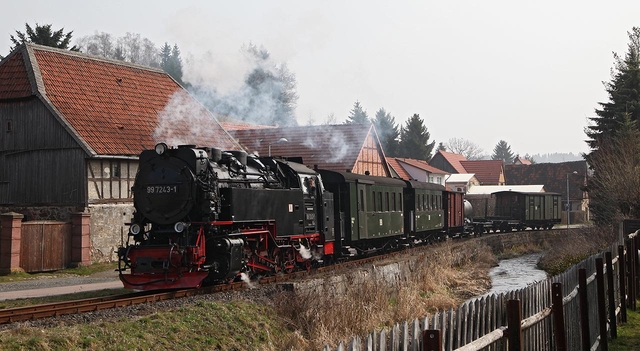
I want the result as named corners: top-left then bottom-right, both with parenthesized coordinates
top-left (0, 227), bottom-right (572, 325)
top-left (0, 250), bottom-right (401, 325)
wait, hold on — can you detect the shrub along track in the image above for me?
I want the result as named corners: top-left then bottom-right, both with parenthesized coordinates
top-left (0, 227), bottom-right (571, 326)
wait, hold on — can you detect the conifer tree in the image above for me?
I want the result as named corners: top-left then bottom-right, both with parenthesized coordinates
top-left (586, 27), bottom-right (640, 154)
top-left (9, 23), bottom-right (78, 51)
top-left (397, 114), bottom-right (436, 161)
top-left (373, 108), bottom-right (399, 156)
top-left (345, 101), bottom-right (369, 124)
top-left (491, 140), bottom-right (515, 164)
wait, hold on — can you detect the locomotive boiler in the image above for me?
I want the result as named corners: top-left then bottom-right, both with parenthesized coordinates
top-left (118, 143), bottom-right (334, 290)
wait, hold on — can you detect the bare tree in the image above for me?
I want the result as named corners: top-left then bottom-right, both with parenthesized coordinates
top-left (444, 138), bottom-right (484, 160)
top-left (588, 114), bottom-right (640, 226)
top-left (76, 31), bottom-right (159, 67)
top-left (322, 112), bottom-right (337, 125)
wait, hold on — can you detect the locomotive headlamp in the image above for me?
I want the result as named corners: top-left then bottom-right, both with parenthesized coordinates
top-left (129, 223), bottom-right (141, 236)
top-left (155, 143), bottom-right (168, 155)
top-left (174, 221), bottom-right (187, 233)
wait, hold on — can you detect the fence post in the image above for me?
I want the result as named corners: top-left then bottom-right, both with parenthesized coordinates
top-left (618, 245), bottom-right (627, 323)
top-left (579, 268), bottom-right (590, 351)
top-left (605, 251), bottom-right (617, 338)
top-left (635, 235), bottom-right (640, 311)
top-left (423, 330), bottom-right (441, 351)
top-left (70, 212), bottom-right (91, 267)
top-left (0, 212), bottom-right (25, 274)
top-left (629, 237), bottom-right (637, 311)
top-left (507, 299), bottom-right (522, 351)
top-left (552, 282), bottom-right (567, 351)
top-left (596, 258), bottom-right (608, 351)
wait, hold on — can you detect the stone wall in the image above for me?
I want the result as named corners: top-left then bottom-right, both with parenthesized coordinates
top-left (0, 206), bottom-right (85, 222)
top-left (88, 203), bottom-right (135, 262)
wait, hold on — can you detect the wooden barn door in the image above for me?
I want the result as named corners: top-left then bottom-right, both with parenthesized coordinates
top-left (20, 221), bottom-right (72, 272)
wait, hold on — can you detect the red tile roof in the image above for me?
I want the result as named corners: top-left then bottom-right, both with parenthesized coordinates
top-left (459, 160), bottom-right (504, 185)
top-left (230, 124), bottom-right (386, 174)
top-left (434, 150), bottom-right (467, 173)
top-left (514, 157), bottom-right (532, 165)
top-left (0, 52), bottom-right (32, 99)
top-left (387, 158), bottom-right (412, 180)
top-left (394, 158), bottom-right (448, 174)
top-left (0, 43), bottom-right (241, 156)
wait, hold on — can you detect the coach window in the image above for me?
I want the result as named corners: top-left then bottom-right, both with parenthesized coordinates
top-left (372, 191), bottom-right (376, 211)
top-left (359, 189), bottom-right (365, 211)
top-left (378, 192), bottom-right (383, 212)
top-left (392, 193), bottom-right (397, 211)
top-left (384, 191), bottom-right (391, 212)
top-left (399, 193), bottom-right (403, 211)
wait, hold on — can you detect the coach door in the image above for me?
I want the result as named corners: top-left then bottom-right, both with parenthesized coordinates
top-left (356, 183), bottom-right (368, 240)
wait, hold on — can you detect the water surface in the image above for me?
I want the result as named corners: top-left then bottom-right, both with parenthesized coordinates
top-left (486, 253), bottom-right (547, 295)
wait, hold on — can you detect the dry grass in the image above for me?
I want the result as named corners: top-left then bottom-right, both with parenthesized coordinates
top-left (537, 227), bottom-right (617, 276)
top-left (272, 241), bottom-right (497, 350)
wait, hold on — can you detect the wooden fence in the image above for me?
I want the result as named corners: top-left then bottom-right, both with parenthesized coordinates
top-left (324, 232), bottom-right (639, 351)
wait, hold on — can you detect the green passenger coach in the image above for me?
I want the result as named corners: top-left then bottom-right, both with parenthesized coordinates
top-left (404, 180), bottom-right (447, 242)
top-left (317, 170), bottom-right (407, 255)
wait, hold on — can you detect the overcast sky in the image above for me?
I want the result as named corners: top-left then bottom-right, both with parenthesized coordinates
top-left (2, 0), bottom-right (639, 156)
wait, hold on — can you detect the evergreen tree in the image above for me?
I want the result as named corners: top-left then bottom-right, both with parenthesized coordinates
top-left (586, 27), bottom-right (640, 154)
top-left (345, 101), bottom-right (369, 124)
top-left (491, 140), bottom-right (515, 164)
top-left (159, 43), bottom-right (184, 85)
top-left (397, 114), bottom-right (436, 161)
top-left (373, 108), bottom-right (399, 156)
top-left (585, 28), bottom-right (640, 228)
top-left (9, 23), bottom-right (78, 51)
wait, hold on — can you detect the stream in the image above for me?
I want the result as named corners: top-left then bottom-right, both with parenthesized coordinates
top-left (485, 253), bottom-right (548, 295)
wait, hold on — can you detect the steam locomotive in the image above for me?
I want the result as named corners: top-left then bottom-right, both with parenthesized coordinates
top-left (117, 143), bottom-right (467, 290)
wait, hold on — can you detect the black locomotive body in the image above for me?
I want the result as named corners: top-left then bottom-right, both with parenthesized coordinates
top-left (118, 143), bottom-right (334, 290)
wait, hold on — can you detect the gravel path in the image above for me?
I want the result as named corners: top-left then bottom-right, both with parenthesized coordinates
top-left (0, 269), bottom-right (122, 293)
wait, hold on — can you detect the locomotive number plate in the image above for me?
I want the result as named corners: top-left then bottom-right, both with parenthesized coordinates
top-left (146, 185), bottom-right (178, 194)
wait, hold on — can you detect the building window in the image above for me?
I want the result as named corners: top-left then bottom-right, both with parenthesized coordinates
top-left (111, 161), bottom-right (121, 178)
top-left (436, 177), bottom-right (442, 185)
top-left (428, 176), bottom-right (434, 183)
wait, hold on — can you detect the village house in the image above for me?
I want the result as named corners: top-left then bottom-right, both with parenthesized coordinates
top-left (386, 157), bottom-right (449, 185)
top-left (0, 43), bottom-right (242, 265)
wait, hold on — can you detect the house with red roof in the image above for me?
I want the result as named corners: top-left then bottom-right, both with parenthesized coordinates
top-left (429, 150), bottom-right (505, 185)
top-left (459, 160), bottom-right (506, 185)
top-left (228, 123), bottom-right (391, 177)
top-left (0, 43), bottom-right (243, 262)
top-left (387, 157), bottom-right (449, 185)
top-left (429, 150), bottom-right (468, 174)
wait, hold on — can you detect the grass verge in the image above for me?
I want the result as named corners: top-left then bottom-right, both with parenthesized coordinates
top-left (609, 301), bottom-right (640, 351)
top-left (0, 263), bottom-right (118, 284)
